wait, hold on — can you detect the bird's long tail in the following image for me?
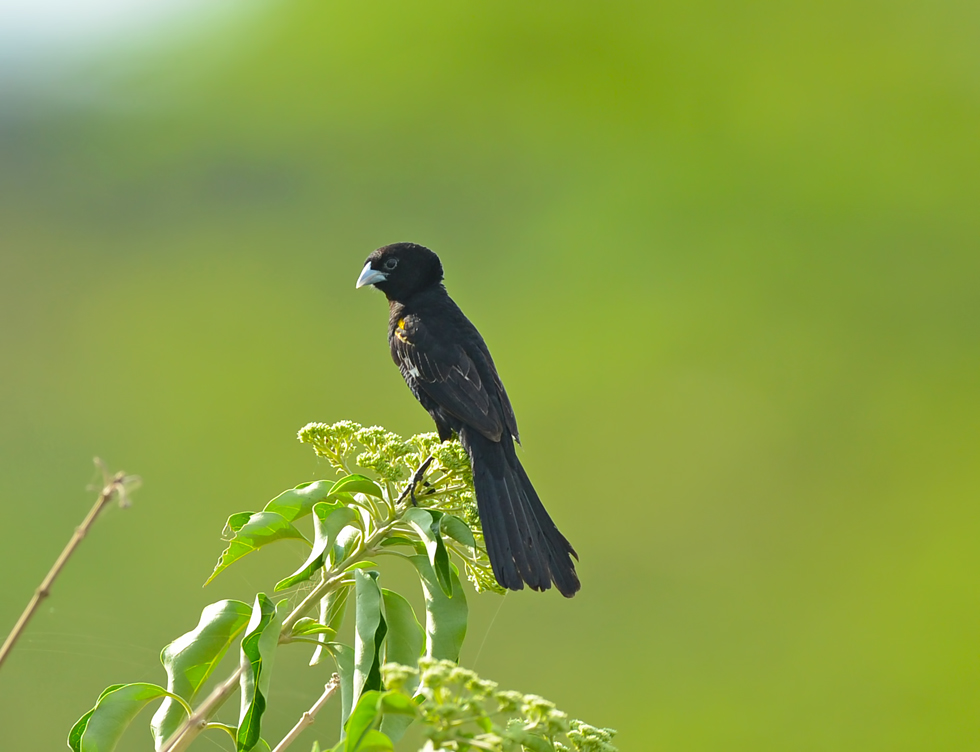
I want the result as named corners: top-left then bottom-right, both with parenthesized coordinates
top-left (459, 428), bottom-right (580, 597)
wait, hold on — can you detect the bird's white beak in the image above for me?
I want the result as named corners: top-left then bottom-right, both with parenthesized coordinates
top-left (356, 263), bottom-right (387, 289)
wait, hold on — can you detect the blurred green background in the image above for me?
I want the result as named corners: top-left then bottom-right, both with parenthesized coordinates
top-left (1, 1), bottom-right (978, 749)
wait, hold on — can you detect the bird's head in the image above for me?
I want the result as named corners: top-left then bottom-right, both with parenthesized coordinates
top-left (355, 242), bottom-right (444, 300)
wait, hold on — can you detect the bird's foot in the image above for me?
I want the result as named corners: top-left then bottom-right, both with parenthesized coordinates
top-left (397, 455), bottom-right (434, 507)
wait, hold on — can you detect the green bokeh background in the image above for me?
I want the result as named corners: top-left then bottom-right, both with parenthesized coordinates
top-left (2, 1), bottom-right (978, 749)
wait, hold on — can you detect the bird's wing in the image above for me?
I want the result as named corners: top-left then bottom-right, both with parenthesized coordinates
top-left (492, 370), bottom-right (521, 444)
top-left (392, 315), bottom-right (504, 441)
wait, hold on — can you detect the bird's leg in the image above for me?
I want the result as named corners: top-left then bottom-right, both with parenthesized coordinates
top-left (396, 455), bottom-right (434, 507)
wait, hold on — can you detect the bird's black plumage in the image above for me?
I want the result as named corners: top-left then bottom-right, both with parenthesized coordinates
top-left (356, 242), bottom-right (580, 597)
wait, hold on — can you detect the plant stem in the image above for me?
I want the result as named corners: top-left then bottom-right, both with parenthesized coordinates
top-left (159, 668), bottom-right (243, 752)
top-left (270, 674), bottom-right (340, 752)
top-left (0, 459), bottom-right (137, 672)
top-left (160, 550), bottom-right (372, 751)
top-left (281, 519), bottom-right (397, 632)
top-left (160, 462), bottom-right (427, 751)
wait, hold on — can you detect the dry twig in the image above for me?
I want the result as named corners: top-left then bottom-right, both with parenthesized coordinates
top-left (0, 458), bottom-right (139, 671)
top-left (271, 674), bottom-right (341, 752)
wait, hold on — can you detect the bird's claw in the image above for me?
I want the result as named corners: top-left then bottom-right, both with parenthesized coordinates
top-left (398, 455), bottom-right (435, 507)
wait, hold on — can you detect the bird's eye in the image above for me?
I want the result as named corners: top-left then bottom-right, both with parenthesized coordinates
top-left (383, 257), bottom-right (399, 271)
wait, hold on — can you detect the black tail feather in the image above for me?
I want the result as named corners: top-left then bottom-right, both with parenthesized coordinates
top-left (460, 428), bottom-right (580, 597)
top-left (501, 468), bottom-right (549, 590)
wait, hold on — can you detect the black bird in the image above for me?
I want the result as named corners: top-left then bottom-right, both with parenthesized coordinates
top-left (356, 243), bottom-right (580, 597)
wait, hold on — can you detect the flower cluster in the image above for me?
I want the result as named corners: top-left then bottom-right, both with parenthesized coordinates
top-left (297, 420), bottom-right (471, 494)
top-left (297, 420), bottom-right (502, 593)
top-left (382, 660), bottom-right (618, 752)
top-left (298, 420), bottom-right (400, 479)
top-left (563, 722), bottom-right (619, 752)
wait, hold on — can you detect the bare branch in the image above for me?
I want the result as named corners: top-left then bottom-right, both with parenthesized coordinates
top-left (0, 458), bottom-right (139, 672)
top-left (271, 674), bottom-right (340, 752)
top-left (158, 668), bottom-right (243, 752)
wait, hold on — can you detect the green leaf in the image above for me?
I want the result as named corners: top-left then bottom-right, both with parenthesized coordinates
top-left (263, 480), bottom-right (335, 522)
top-left (225, 512), bottom-right (254, 534)
top-left (353, 571), bottom-right (387, 706)
top-left (68, 708), bottom-right (97, 751)
top-left (323, 642), bottom-right (355, 725)
top-left (311, 587), bottom-right (350, 667)
top-left (343, 691), bottom-right (394, 752)
top-left (237, 594), bottom-right (284, 752)
top-left (343, 690), bottom-right (380, 751)
top-left (334, 525), bottom-right (362, 567)
top-left (329, 474), bottom-right (384, 499)
top-left (409, 555), bottom-right (467, 662)
top-left (345, 561), bottom-right (378, 572)
top-left (379, 590), bottom-right (423, 677)
top-left (379, 536), bottom-right (420, 550)
top-left (68, 683), bottom-right (176, 752)
top-left (325, 586), bottom-right (352, 632)
top-left (68, 684), bottom-right (123, 751)
top-left (403, 508), bottom-right (452, 597)
top-left (206, 512), bottom-right (308, 585)
top-left (378, 591), bottom-right (424, 742)
top-left (275, 502), bottom-right (358, 591)
top-left (348, 730), bottom-right (393, 752)
top-left (207, 722), bottom-right (238, 742)
top-left (379, 691), bottom-right (417, 716)
top-left (291, 618), bottom-right (337, 639)
top-left (206, 724), bottom-right (272, 751)
top-left (520, 733), bottom-right (555, 752)
top-left (150, 599), bottom-right (253, 748)
top-left (439, 513), bottom-right (476, 549)
top-left (311, 743), bottom-right (321, 752)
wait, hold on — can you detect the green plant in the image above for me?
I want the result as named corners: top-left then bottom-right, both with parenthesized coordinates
top-left (68, 421), bottom-right (617, 752)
